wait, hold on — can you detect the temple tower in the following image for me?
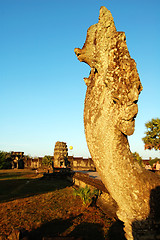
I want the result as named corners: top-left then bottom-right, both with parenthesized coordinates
top-left (53, 141), bottom-right (68, 167)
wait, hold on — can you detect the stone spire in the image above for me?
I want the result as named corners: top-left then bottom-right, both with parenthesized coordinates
top-left (54, 141), bottom-right (68, 167)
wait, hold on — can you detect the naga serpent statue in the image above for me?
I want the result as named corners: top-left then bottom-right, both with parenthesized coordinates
top-left (74, 6), bottom-right (160, 240)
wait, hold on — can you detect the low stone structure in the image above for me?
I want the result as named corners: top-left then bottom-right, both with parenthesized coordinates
top-left (72, 171), bottom-right (118, 219)
top-left (68, 156), bottom-right (95, 171)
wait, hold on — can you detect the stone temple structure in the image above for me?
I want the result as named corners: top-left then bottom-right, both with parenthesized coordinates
top-left (75, 6), bottom-right (160, 240)
top-left (53, 141), bottom-right (68, 167)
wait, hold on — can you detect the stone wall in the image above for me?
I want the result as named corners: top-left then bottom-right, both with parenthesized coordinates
top-left (68, 156), bottom-right (96, 171)
top-left (71, 171), bottom-right (118, 218)
top-left (23, 157), bottom-right (43, 169)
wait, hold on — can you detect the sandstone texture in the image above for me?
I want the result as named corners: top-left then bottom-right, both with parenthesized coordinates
top-left (54, 141), bottom-right (68, 167)
top-left (75, 6), bottom-right (160, 240)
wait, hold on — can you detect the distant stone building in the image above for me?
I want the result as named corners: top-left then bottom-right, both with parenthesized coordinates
top-left (23, 156), bottom-right (32, 168)
top-left (53, 141), bottom-right (68, 167)
top-left (68, 156), bottom-right (96, 171)
top-left (10, 152), bottom-right (43, 169)
top-left (142, 160), bottom-right (151, 170)
top-left (156, 161), bottom-right (160, 170)
top-left (9, 151), bottom-right (160, 173)
top-left (10, 148), bottom-right (96, 171)
top-left (24, 157), bottom-right (43, 169)
top-left (143, 159), bottom-right (160, 171)
top-left (11, 152), bottom-right (24, 169)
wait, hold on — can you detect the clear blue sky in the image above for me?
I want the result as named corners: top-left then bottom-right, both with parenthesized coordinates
top-left (0, 0), bottom-right (160, 159)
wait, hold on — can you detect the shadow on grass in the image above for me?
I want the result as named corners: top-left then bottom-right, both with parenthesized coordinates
top-left (106, 220), bottom-right (126, 240)
top-left (69, 222), bottom-right (105, 240)
top-left (24, 215), bottom-right (126, 240)
top-left (27, 214), bottom-right (105, 240)
top-left (0, 177), bottom-right (73, 203)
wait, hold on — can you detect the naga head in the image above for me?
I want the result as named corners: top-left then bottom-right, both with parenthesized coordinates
top-left (75, 6), bottom-right (142, 136)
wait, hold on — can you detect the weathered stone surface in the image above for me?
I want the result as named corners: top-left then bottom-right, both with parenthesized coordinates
top-left (54, 141), bottom-right (68, 167)
top-left (75, 6), bottom-right (160, 240)
top-left (97, 192), bottom-right (118, 219)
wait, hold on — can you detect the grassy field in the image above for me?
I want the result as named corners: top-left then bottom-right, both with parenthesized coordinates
top-left (0, 169), bottom-right (125, 240)
top-left (0, 169), bottom-right (69, 203)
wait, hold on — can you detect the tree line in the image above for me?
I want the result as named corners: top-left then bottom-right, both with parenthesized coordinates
top-left (0, 151), bottom-right (12, 169)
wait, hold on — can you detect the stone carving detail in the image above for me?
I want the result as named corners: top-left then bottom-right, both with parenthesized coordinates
top-left (75, 6), bottom-right (160, 240)
top-left (54, 141), bottom-right (68, 167)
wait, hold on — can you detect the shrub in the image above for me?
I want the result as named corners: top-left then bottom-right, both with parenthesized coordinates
top-left (42, 155), bottom-right (53, 167)
top-left (73, 185), bottom-right (100, 206)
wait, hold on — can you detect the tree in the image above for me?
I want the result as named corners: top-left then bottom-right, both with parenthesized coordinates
top-left (132, 152), bottom-right (143, 167)
top-left (142, 118), bottom-right (160, 150)
top-left (0, 151), bottom-right (12, 169)
top-left (42, 155), bottom-right (53, 167)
